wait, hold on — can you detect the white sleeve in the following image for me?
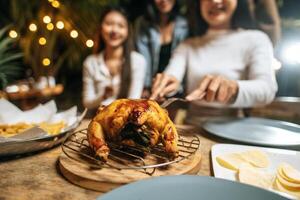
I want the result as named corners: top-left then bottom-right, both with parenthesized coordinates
top-left (164, 42), bottom-right (188, 82)
top-left (128, 53), bottom-right (146, 99)
top-left (232, 32), bottom-right (278, 108)
top-left (82, 60), bottom-right (104, 109)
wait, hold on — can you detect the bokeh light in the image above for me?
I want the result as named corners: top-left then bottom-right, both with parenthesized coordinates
top-left (42, 58), bottom-right (51, 66)
top-left (46, 23), bottom-right (54, 31)
top-left (51, 1), bottom-right (60, 8)
top-left (29, 23), bottom-right (37, 32)
top-left (86, 39), bottom-right (94, 48)
top-left (56, 21), bottom-right (64, 29)
top-left (9, 30), bottom-right (18, 38)
top-left (43, 15), bottom-right (51, 24)
top-left (39, 37), bottom-right (47, 45)
top-left (281, 42), bottom-right (300, 65)
top-left (70, 30), bottom-right (78, 38)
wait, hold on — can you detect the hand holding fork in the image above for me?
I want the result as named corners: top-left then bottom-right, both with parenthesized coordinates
top-left (150, 73), bottom-right (239, 105)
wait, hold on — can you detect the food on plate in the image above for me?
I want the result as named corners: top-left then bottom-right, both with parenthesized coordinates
top-left (0, 123), bottom-right (33, 136)
top-left (239, 149), bottom-right (269, 168)
top-left (274, 163), bottom-right (300, 198)
top-left (216, 153), bottom-right (246, 171)
top-left (38, 121), bottom-right (65, 135)
top-left (279, 163), bottom-right (300, 184)
top-left (87, 99), bottom-right (178, 161)
top-left (215, 149), bottom-right (300, 198)
top-left (274, 178), bottom-right (300, 198)
top-left (276, 172), bottom-right (300, 189)
top-left (0, 121), bottom-right (65, 136)
top-left (216, 149), bottom-right (269, 171)
top-left (238, 163), bottom-right (274, 189)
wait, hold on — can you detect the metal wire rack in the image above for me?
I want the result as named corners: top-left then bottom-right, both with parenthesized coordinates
top-left (62, 128), bottom-right (200, 175)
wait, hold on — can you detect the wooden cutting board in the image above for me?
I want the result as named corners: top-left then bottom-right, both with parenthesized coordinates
top-left (58, 127), bottom-right (202, 192)
top-left (59, 151), bottom-right (201, 192)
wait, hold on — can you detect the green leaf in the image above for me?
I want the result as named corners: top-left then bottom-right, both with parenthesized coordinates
top-left (0, 53), bottom-right (22, 66)
top-left (0, 26), bottom-right (10, 40)
top-left (0, 26), bottom-right (23, 88)
top-left (0, 38), bottom-right (13, 54)
top-left (0, 73), bottom-right (7, 89)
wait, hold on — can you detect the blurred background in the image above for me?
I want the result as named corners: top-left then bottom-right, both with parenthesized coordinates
top-left (0, 0), bottom-right (299, 110)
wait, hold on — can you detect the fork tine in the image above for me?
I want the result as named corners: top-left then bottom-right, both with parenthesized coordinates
top-left (160, 98), bottom-right (184, 108)
top-left (160, 92), bottom-right (206, 108)
top-left (160, 99), bottom-right (173, 108)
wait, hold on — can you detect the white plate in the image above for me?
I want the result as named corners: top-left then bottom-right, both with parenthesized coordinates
top-left (211, 144), bottom-right (300, 199)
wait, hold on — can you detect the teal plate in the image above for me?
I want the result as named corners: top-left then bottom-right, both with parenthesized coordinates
top-left (203, 117), bottom-right (300, 147)
top-left (98, 175), bottom-right (288, 200)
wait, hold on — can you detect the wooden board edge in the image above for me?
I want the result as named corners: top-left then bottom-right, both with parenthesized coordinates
top-left (59, 158), bottom-right (123, 192)
top-left (186, 152), bottom-right (202, 174)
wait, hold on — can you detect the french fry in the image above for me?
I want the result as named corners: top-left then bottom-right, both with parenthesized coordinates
top-left (0, 121), bottom-right (65, 137)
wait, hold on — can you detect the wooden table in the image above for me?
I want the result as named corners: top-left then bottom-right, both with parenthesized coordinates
top-left (0, 119), bottom-right (223, 200)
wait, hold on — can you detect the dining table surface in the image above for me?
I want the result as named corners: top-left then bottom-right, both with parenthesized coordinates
top-left (0, 115), bottom-right (229, 200)
top-left (3, 100), bottom-right (299, 200)
top-left (0, 98), bottom-right (299, 200)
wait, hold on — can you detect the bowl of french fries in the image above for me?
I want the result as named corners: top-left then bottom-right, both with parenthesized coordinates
top-left (0, 121), bottom-right (65, 137)
top-left (0, 99), bottom-right (86, 157)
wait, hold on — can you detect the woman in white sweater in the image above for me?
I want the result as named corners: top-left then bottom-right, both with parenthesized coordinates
top-left (151, 0), bottom-right (277, 108)
top-left (82, 7), bottom-right (146, 109)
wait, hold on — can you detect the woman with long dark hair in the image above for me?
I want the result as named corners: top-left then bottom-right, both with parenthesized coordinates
top-left (134, 0), bottom-right (188, 97)
top-left (151, 0), bottom-right (277, 110)
top-left (188, 0), bottom-right (281, 45)
top-left (82, 7), bottom-right (146, 109)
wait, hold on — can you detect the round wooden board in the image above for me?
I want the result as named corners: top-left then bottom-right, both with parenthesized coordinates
top-left (59, 150), bottom-right (201, 192)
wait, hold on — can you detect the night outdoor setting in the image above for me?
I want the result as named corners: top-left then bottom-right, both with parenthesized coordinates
top-left (1, 1), bottom-right (300, 199)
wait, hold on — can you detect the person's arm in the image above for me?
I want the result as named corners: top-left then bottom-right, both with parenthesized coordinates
top-left (232, 31), bottom-right (278, 108)
top-left (150, 42), bottom-right (188, 100)
top-left (82, 60), bottom-right (110, 109)
top-left (164, 42), bottom-right (189, 83)
top-left (255, 0), bottom-right (281, 46)
top-left (128, 53), bottom-right (147, 99)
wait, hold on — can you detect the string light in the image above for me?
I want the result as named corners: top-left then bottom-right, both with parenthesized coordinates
top-left (43, 15), bottom-right (51, 24)
top-left (9, 30), bottom-right (18, 38)
top-left (22, 0), bottom-right (98, 69)
top-left (51, 1), bottom-right (60, 8)
top-left (70, 30), bottom-right (78, 38)
top-left (46, 23), bottom-right (54, 31)
top-left (42, 58), bottom-right (51, 66)
top-left (28, 23), bottom-right (37, 32)
top-left (56, 21), bottom-right (64, 29)
top-left (39, 37), bottom-right (47, 45)
top-left (86, 39), bottom-right (94, 48)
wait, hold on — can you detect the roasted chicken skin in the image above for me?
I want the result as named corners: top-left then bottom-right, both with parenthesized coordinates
top-left (87, 99), bottom-right (178, 161)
